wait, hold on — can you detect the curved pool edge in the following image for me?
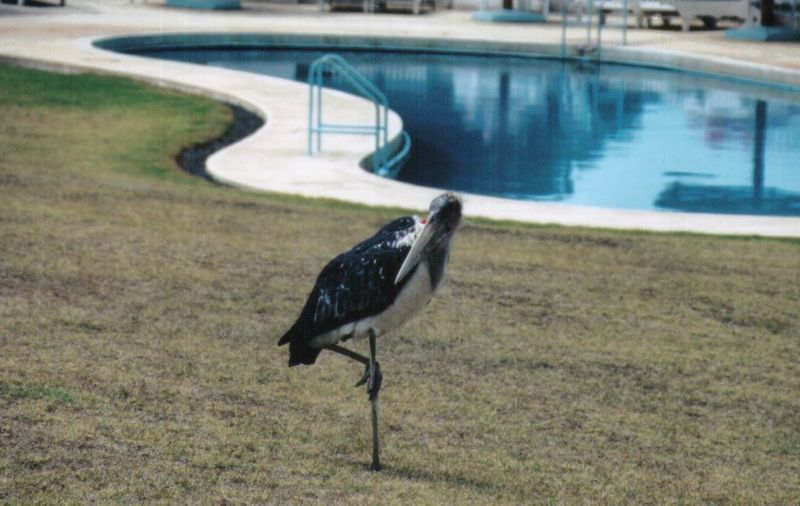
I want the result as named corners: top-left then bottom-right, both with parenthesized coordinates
top-left (93, 32), bottom-right (800, 94)
top-left (81, 32), bottom-right (412, 213)
top-left (1, 9), bottom-right (798, 237)
top-left (92, 32), bottom-right (800, 238)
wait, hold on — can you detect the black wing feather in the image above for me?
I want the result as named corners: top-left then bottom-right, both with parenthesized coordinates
top-left (278, 216), bottom-right (418, 365)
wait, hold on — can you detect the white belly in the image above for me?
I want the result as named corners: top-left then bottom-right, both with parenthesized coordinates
top-left (355, 261), bottom-right (434, 338)
top-left (309, 262), bottom-right (434, 348)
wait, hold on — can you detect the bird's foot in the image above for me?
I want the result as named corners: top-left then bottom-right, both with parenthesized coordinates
top-left (355, 361), bottom-right (382, 400)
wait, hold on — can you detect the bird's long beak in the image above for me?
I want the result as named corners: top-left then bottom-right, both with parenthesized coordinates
top-left (394, 218), bottom-right (442, 285)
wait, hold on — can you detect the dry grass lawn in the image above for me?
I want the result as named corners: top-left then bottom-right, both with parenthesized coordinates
top-left (1, 64), bottom-right (799, 504)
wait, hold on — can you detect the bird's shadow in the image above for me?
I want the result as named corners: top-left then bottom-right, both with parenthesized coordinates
top-left (333, 456), bottom-right (517, 496)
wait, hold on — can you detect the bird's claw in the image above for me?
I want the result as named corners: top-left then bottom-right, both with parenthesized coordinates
top-left (355, 362), bottom-right (382, 400)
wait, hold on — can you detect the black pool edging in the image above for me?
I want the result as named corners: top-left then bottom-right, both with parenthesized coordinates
top-left (176, 103), bottom-right (264, 182)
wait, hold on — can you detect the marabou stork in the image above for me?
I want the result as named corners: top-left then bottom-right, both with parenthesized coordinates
top-left (278, 193), bottom-right (463, 471)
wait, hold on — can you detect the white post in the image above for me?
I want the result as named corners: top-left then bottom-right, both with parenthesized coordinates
top-left (622, 0), bottom-right (628, 44)
top-left (561, 0), bottom-right (568, 58)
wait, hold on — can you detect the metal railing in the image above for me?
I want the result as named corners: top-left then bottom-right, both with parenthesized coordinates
top-left (307, 54), bottom-right (393, 174)
top-left (561, 0), bottom-right (630, 59)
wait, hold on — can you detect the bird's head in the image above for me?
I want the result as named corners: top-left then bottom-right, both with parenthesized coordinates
top-left (395, 193), bottom-right (463, 284)
top-left (427, 192), bottom-right (463, 235)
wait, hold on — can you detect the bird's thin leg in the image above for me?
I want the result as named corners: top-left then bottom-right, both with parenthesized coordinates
top-left (326, 344), bottom-right (382, 398)
top-left (325, 336), bottom-right (382, 472)
top-left (326, 344), bottom-right (369, 367)
top-left (368, 328), bottom-right (381, 472)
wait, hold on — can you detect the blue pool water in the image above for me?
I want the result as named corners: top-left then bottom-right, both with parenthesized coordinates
top-left (132, 47), bottom-right (800, 216)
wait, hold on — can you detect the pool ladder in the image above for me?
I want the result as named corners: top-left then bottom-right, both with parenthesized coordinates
top-left (560, 0), bottom-right (630, 60)
top-left (307, 54), bottom-right (410, 176)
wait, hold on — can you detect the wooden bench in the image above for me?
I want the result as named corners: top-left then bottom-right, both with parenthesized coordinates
top-left (669, 0), bottom-right (751, 30)
top-left (600, 0), bottom-right (681, 28)
top-left (598, 0), bottom-right (750, 30)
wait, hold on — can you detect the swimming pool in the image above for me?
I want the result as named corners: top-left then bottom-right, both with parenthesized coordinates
top-left (130, 46), bottom-right (800, 216)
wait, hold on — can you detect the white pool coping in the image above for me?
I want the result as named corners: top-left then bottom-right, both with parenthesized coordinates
top-left (1, 0), bottom-right (799, 237)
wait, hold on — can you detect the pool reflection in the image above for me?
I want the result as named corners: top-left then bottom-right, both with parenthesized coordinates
top-left (135, 48), bottom-right (800, 216)
top-left (657, 100), bottom-right (800, 215)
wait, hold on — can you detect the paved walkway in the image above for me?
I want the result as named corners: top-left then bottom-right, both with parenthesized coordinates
top-left (1, 0), bottom-right (799, 237)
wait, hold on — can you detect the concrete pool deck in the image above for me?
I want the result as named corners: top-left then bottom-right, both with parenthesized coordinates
top-left (1, 0), bottom-right (799, 237)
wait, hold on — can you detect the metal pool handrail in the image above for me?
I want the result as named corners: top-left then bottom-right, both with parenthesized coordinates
top-left (560, 0), bottom-right (630, 59)
top-left (307, 54), bottom-right (391, 173)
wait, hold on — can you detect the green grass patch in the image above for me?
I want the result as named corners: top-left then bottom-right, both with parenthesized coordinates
top-left (0, 382), bottom-right (75, 405)
top-left (1, 63), bottom-right (799, 504)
